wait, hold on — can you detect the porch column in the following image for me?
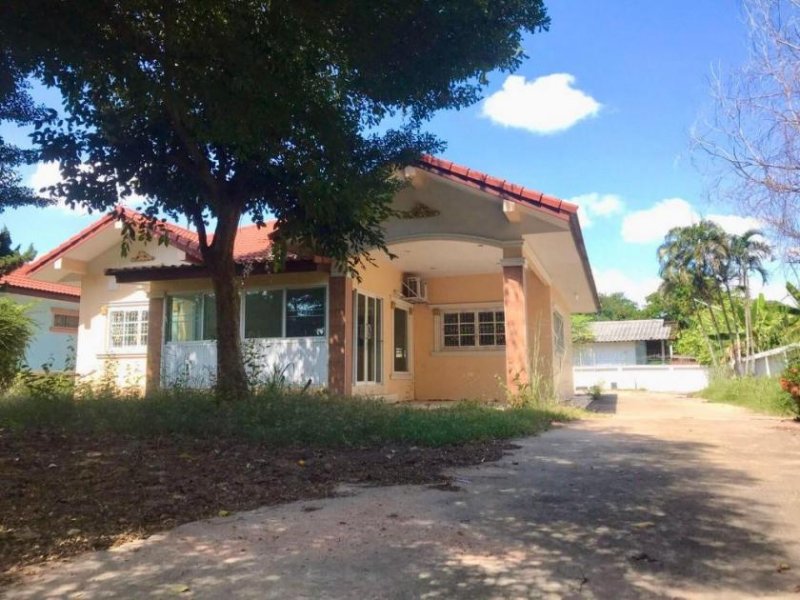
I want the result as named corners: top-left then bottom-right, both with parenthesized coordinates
top-left (145, 295), bottom-right (164, 395)
top-left (502, 258), bottom-right (529, 392)
top-left (328, 275), bottom-right (353, 396)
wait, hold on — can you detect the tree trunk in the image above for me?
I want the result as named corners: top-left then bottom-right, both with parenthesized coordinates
top-left (200, 203), bottom-right (249, 401)
top-left (722, 285), bottom-right (744, 375)
top-left (697, 310), bottom-right (720, 367)
top-left (742, 269), bottom-right (754, 373)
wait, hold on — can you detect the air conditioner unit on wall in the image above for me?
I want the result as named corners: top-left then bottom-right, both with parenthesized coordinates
top-left (401, 276), bottom-right (428, 303)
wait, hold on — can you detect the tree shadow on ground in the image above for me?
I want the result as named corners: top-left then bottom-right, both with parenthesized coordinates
top-left (587, 394), bottom-right (618, 414)
top-left (5, 428), bottom-right (797, 599)
top-left (406, 428), bottom-right (795, 599)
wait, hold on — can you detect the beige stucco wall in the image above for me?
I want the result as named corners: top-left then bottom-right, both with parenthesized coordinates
top-left (412, 273), bottom-right (505, 401)
top-left (350, 258), bottom-right (414, 401)
top-left (551, 287), bottom-right (574, 399)
top-left (75, 239), bottom-right (189, 391)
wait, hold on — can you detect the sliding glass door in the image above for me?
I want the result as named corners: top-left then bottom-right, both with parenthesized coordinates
top-left (354, 292), bottom-right (383, 384)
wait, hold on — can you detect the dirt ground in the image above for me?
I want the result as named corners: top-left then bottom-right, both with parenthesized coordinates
top-left (0, 431), bottom-right (509, 586)
top-left (5, 392), bottom-right (800, 599)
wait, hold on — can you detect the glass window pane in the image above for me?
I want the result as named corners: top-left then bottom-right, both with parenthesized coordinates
top-left (244, 290), bottom-right (283, 338)
top-left (286, 288), bottom-right (326, 337)
top-left (393, 308), bottom-right (408, 372)
top-left (443, 335), bottom-right (459, 347)
top-left (356, 293), bottom-right (365, 382)
top-left (478, 311), bottom-right (493, 323)
top-left (367, 297), bottom-right (376, 381)
top-left (167, 295), bottom-right (201, 342)
top-left (202, 294), bottom-right (217, 340)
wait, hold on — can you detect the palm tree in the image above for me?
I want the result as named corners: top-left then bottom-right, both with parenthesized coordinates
top-left (728, 229), bottom-right (771, 362)
top-left (658, 221), bottom-right (737, 369)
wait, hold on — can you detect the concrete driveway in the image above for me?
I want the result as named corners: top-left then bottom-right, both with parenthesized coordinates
top-left (6, 392), bottom-right (800, 599)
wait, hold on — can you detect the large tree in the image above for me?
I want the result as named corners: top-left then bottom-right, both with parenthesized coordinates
top-left (1, 1), bottom-right (550, 398)
top-left (0, 50), bottom-right (51, 210)
top-left (695, 0), bottom-right (800, 253)
top-left (596, 292), bottom-right (642, 321)
top-left (657, 221), bottom-right (733, 367)
top-left (727, 229), bottom-right (771, 360)
top-left (0, 226), bottom-right (35, 276)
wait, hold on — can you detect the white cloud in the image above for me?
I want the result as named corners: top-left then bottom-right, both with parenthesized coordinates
top-left (621, 198), bottom-right (695, 243)
top-left (481, 73), bottom-right (601, 135)
top-left (621, 198), bottom-right (763, 243)
top-left (28, 162), bottom-right (145, 216)
top-left (593, 268), bottom-right (661, 306)
top-left (569, 192), bottom-right (624, 228)
top-left (751, 278), bottom-right (793, 304)
top-left (706, 214), bottom-right (761, 236)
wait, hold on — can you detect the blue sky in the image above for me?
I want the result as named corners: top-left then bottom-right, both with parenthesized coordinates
top-left (1, 0), bottom-right (786, 304)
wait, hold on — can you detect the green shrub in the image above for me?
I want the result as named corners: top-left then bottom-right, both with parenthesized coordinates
top-left (0, 298), bottom-right (34, 391)
top-left (700, 375), bottom-right (796, 417)
top-left (778, 350), bottom-right (800, 415)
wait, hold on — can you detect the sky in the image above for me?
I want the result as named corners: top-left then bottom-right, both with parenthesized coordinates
top-left (0, 0), bottom-right (791, 305)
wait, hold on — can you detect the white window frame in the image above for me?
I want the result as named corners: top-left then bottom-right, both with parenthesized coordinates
top-left (353, 289), bottom-right (384, 385)
top-left (391, 300), bottom-right (412, 378)
top-left (106, 304), bottom-right (149, 354)
top-left (436, 305), bottom-right (506, 352)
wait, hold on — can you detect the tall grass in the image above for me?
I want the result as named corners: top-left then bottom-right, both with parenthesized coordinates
top-left (0, 389), bottom-right (580, 448)
top-left (699, 376), bottom-right (797, 417)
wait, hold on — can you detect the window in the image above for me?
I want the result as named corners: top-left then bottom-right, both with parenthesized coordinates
top-left (286, 288), bottom-right (326, 337)
top-left (355, 292), bottom-right (383, 383)
top-left (442, 309), bottom-right (505, 349)
top-left (393, 307), bottom-right (409, 372)
top-left (166, 294), bottom-right (216, 342)
top-left (51, 309), bottom-right (79, 332)
top-left (244, 290), bottom-right (283, 338)
top-left (167, 287), bottom-right (326, 343)
top-left (108, 306), bottom-right (148, 351)
top-left (553, 311), bottom-right (565, 356)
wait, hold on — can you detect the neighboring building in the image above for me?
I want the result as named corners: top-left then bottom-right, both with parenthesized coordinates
top-left (0, 268), bottom-right (80, 371)
top-left (574, 319), bottom-right (676, 367)
top-left (18, 156), bottom-right (599, 400)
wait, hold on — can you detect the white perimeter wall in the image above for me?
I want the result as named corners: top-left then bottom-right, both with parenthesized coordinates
top-left (574, 341), bottom-right (642, 366)
top-left (574, 364), bottom-right (710, 393)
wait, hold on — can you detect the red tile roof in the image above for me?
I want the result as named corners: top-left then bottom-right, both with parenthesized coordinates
top-left (231, 222), bottom-right (278, 262)
top-left (417, 155), bottom-right (598, 309)
top-left (0, 271), bottom-right (80, 300)
top-left (417, 155), bottom-right (579, 221)
top-left (17, 157), bottom-right (598, 309)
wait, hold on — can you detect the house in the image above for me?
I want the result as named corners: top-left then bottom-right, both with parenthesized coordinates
top-left (0, 267), bottom-right (80, 370)
top-left (18, 156), bottom-right (599, 400)
top-left (574, 319), bottom-right (676, 367)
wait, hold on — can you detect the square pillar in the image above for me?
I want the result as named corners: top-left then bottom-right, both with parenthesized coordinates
top-left (502, 259), bottom-right (528, 392)
top-left (145, 295), bottom-right (164, 395)
top-left (328, 275), bottom-right (353, 396)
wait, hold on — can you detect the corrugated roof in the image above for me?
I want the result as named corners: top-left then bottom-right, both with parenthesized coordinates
top-left (589, 319), bottom-right (675, 343)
